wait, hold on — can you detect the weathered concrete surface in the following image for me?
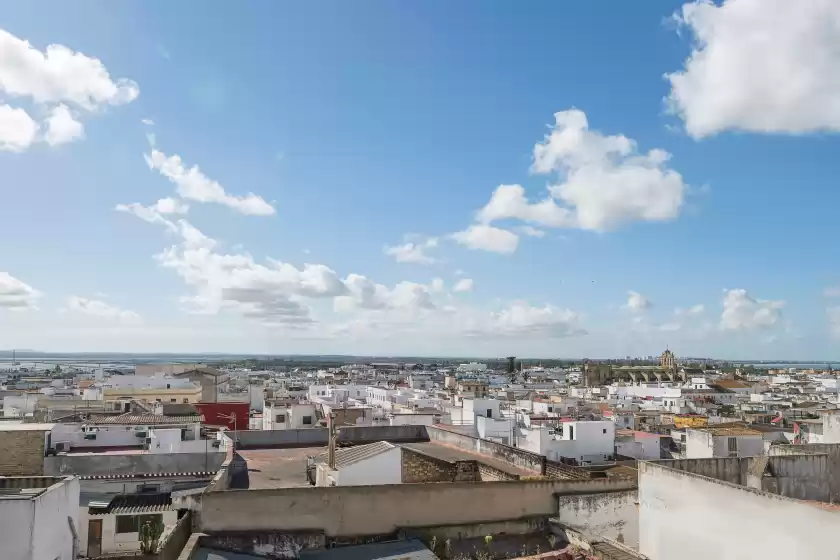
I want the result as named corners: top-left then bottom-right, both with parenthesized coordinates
top-left (770, 443), bottom-right (840, 502)
top-left (427, 425), bottom-right (545, 474)
top-left (653, 454), bottom-right (831, 502)
top-left (639, 461), bottom-right (840, 560)
top-left (555, 490), bottom-right (638, 549)
top-left (233, 425), bottom-right (428, 449)
top-left (199, 478), bottom-right (637, 536)
top-left (44, 451), bottom-right (225, 475)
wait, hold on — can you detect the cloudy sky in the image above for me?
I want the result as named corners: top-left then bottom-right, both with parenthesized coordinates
top-left (2, 1), bottom-right (840, 359)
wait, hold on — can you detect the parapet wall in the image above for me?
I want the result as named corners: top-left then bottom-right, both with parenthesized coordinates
top-left (44, 451), bottom-right (226, 476)
top-left (199, 477), bottom-right (637, 536)
top-left (233, 425), bottom-right (428, 449)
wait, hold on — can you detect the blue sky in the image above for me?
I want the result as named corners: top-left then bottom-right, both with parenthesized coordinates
top-left (2, 0), bottom-right (840, 359)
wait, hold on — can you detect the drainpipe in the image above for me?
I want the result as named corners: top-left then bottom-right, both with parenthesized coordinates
top-left (328, 413), bottom-right (337, 470)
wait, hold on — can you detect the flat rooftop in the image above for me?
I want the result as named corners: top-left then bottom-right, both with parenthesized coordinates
top-left (238, 447), bottom-right (326, 489)
top-left (400, 441), bottom-right (533, 477)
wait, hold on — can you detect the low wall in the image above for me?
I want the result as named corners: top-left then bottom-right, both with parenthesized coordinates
top-left (653, 454), bottom-right (831, 502)
top-left (426, 425), bottom-right (544, 474)
top-left (199, 478), bottom-right (637, 536)
top-left (770, 443), bottom-right (840, 502)
top-left (639, 461), bottom-right (840, 560)
top-left (159, 512), bottom-right (193, 560)
top-left (233, 425), bottom-right (428, 449)
top-left (44, 452), bottom-right (226, 476)
top-left (555, 490), bottom-right (638, 549)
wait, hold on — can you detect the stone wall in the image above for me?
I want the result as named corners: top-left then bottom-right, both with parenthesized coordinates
top-left (478, 463), bottom-right (518, 481)
top-left (555, 490), bottom-right (638, 549)
top-left (401, 448), bottom-right (457, 483)
top-left (0, 429), bottom-right (45, 475)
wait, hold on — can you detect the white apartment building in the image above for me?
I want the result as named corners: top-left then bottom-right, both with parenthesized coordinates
top-left (263, 402), bottom-right (318, 430)
top-left (684, 426), bottom-right (764, 458)
top-left (519, 420), bottom-right (615, 465)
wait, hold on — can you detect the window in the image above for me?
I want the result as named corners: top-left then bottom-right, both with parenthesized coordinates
top-left (170, 399), bottom-right (177, 403)
top-left (569, 426), bottom-right (575, 440)
top-left (276, 414), bottom-right (286, 423)
top-left (728, 437), bottom-right (738, 456)
top-left (302, 415), bottom-right (313, 425)
top-left (116, 514), bottom-right (163, 534)
top-left (183, 398), bottom-right (189, 403)
top-left (603, 429), bottom-right (607, 434)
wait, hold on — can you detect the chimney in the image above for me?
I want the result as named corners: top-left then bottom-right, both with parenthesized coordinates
top-left (327, 412), bottom-right (337, 470)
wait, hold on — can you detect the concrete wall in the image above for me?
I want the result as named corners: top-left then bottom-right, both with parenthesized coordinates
top-left (199, 478), bottom-right (637, 536)
top-left (770, 443), bottom-right (840, 502)
top-left (640, 461), bottom-right (840, 559)
top-left (426, 425), bottom-right (544, 474)
top-left (555, 490), bottom-right (638, 549)
top-left (0, 429), bottom-right (47, 475)
top-left (235, 425), bottom-right (428, 449)
top-left (45, 451), bottom-right (225, 476)
top-left (0, 477), bottom-right (79, 560)
top-left (654, 454), bottom-right (831, 502)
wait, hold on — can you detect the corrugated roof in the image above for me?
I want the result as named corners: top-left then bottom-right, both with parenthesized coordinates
top-left (104, 493), bottom-right (173, 514)
top-left (88, 414), bottom-right (203, 425)
top-left (320, 441), bottom-right (396, 469)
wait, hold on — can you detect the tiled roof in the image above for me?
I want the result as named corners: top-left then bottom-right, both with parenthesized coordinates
top-left (104, 493), bottom-right (173, 514)
top-left (319, 441), bottom-right (396, 469)
top-left (88, 414), bottom-right (203, 425)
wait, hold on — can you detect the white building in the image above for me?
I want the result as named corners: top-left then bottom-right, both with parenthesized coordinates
top-left (519, 420), bottom-right (615, 465)
top-left (457, 362), bottom-right (487, 373)
top-left (0, 475), bottom-right (80, 560)
top-left (262, 402), bottom-right (318, 430)
top-left (80, 493), bottom-right (178, 557)
top-left (315, 441), bottom-right (402, 486)
top-left (684, 426), bottom-right (764, 458)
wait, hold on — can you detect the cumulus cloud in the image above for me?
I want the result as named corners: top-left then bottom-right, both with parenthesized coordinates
top-left (451, 225), bottom-right (519, 254)
top-left (44, 104), bottom-right (84, 146)
top-left (472, 110), bottom-right (686, 236)
top-left (141, 118), bottom-right (155, 125)
top-left (65, 296), bottom-right (141, 323)
top-left (453, 278), bottom-right (474, 293)
top-left (0, 27), bottom-right (138, 150)
top-left (675, 304), bottom-right (705, 316)
top-left (145, 149), bottom-right (274, 216)
top-left (384, 237), bottom-right (438, 264)
top-left (824, 286), bottom-right (840, 298)
top-left (720, 288), bottom-right (784, 331)
top-left (667, 0), bottom-right (840, 138)
top-left (482, 302), bottom-right (586, 338)
top-left (334, 275), bottom-right (437, 313)
top-left (517, 225), bottom-right (546, 238)
top-left (625, 291), bottom-right (652, 312)
top-left (0, 272), bottom-right (41, 309)
top-left (0, 104), bottom-right (38, 152)
top-left (115, 198), bottom-right (188, 232)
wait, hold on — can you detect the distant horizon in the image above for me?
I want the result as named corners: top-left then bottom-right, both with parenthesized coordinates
top-left (1, 349), bottom-right (839, 366)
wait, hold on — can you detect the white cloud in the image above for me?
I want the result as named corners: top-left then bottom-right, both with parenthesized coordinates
top-left (453, 278), bottom-right (474, 293)
top-left (720, 288), bottom-right (784, 331)
top-left (0, 104), bottom-right (38, 152)
top-left (824, 287), bottom-right (840, 298)
top-left (0, 28), bottom-right (139, 108)
top-left (384, 237), bottom-right (438, 264)
top-left (667, 0), bottom-right (840, 138)
top-left (451, 225), bottom-right (519, 254)
top-left (115, 200), bottom-right (185, 231)
top-left (141, 118), bottom-right (155, 126)
top-left (153, 197), bottom-right (189, 215)
top-left (430, 278), bottom-right (445, 293)
top-left (484, 302), bottom-right (585, 338)
top-left (478, 184), bottom-right (573, 228)
top-left (65, 296), bottom-right (141, 323)
top-left (44, 104), bottom-right (84, 146)
top-left (0, 27), bottom-right (137, 151)
top-left (675, 303), bottom-right (705, 316)
top-left (517, 225), bottom-right (546, 238)
top-left (625, 291), bottom-right (652, 312)
top-left (144, 149), bottom-right (275, 216)
top-left (0, 272), bottom-right (41, 309)
top-left (335, 275), bottom-right (436, 313)
top-left (531, 109), bottom-right (686, 231)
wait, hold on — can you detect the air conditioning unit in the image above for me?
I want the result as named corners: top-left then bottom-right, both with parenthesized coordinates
top-left (135, 431), bottom-right (148, 438)
top-left (211, 441), bottom-right (221, 448)
top-left (55, 441), bottom-right (71, 453)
